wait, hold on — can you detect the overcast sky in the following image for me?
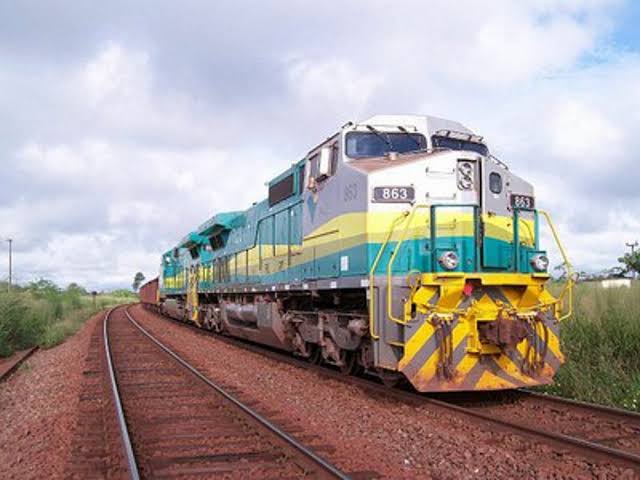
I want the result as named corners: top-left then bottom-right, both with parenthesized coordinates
top-left (1, 1), bottom-right (639, 290)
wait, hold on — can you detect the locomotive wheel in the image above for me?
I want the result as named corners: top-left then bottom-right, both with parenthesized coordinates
top-left (339, 350), bottom-right (359, 376)
top-left (307, 343), bottom-right (322, 365)
top-left (378, 369), bottom-right (403, 388)
top-left (202, 313), bottom-right (213, 331)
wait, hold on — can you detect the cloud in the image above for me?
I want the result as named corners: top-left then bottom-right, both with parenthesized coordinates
top-left (83, 43), bottom-right (151, 107)
top-left (287, 58), bottom-right (383, 119)
top-left (0, 0), bottom-right (637, 288)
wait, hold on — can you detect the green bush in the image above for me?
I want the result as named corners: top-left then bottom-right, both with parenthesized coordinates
top-left (542, 281), bottom-right (640, 411)
top-left (0, 280), bottom-right (132, 357)
top-left (0, 293), bottom-right (46, 356)
top-left (109, 289), bottom-right (138, 299)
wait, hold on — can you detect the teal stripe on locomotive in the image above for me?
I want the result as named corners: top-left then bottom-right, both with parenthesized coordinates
top-left (161, 237), bottom-right (540, 295)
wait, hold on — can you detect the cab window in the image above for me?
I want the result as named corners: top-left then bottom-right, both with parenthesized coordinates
top-left (346, 132), bottom-right (426, 158)
top-left (489, 172), bottom-right (502, 194)
top-left (432, 135), bottom-right (488, 156)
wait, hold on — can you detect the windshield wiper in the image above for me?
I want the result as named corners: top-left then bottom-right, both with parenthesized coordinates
top-left (365, 125), bottom-right (393, 151)
top-left (397, 125), bottom-right (422, 150)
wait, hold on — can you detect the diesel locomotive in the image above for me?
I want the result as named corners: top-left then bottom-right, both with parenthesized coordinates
top-left (141, 114), bottom-right (573, 392)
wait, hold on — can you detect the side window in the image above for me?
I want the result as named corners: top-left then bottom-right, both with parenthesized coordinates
top-left (268, 174), bottom-right (295, 206)
top-left (307, 142), bottom-right (338, 190)
top-left (308, 153), bottom-right (319, 182)
top-left (330, 142), bottom-right (339, 174)
top-left (489, 172), bottom-right (502, 194)
top-left (306, 153), bottom-right (319, 190)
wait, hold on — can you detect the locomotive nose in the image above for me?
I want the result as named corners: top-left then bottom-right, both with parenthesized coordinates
top-left (399, 276), bottom-right (563, 391)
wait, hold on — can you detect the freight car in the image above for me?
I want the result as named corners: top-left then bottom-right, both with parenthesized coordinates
top-left (152, 114), bottom-right (573, 391)
top-left (138, 277), bottom-right (159, 309)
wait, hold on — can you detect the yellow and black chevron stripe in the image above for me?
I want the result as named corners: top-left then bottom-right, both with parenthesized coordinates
top-left (399, 273), bottom-right (563, 391)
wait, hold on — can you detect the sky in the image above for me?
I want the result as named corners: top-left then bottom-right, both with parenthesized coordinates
top-left (1, 0), bottom-right (639, 290)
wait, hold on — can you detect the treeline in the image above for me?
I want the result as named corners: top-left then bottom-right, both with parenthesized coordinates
top-left (0, 279), bottom-right (135, 357)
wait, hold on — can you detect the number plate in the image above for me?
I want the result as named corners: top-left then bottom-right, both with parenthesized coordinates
top-left (372, 186), bottom-right (415, 203)
top-left (511, 194), bottom-right (535, 209)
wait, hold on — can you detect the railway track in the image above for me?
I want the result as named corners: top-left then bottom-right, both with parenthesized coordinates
top-left (142, 305), bottom-right (640, 474)
top-left (69, 306), bottom-right (353, 479)
top-left (440, 388), bottom-right (640, 462)
top-left (429, 389), bottom-right (640, 471)
top-left (0, 346), bottom-right (38, 382)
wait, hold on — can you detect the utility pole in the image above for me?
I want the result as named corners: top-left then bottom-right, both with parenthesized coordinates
top-left (6, 238), bottom-right (12, 293)
top-left (627, 241), bottom-right (639, 280)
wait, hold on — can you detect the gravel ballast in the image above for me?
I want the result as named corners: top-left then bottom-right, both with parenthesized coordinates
top-left (132, 305), bottom-right (633, 479)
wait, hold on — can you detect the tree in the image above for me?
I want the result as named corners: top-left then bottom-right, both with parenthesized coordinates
top-left (618, 251), bottom-right (640, 276)
top-left (605, 266), bottom-right (626, 278)
top-left (28, 278), bottom-right (60, 298)
top-left (132, 272), bottom-right (145, 292)
top-left (66, 282), bottom-right (88, 296)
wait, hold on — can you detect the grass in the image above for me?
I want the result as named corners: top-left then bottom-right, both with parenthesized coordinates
top-left (0, 280), bottom-right (136, 357)
top-left (541, 280), bottom-right (640, 411)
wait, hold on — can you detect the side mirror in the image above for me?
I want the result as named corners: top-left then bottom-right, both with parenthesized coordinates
top-left (317, 146), bottom-right (333, 181)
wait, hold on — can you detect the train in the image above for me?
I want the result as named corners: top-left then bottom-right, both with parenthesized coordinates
top-left (139, 114), bottom-right (573, 392)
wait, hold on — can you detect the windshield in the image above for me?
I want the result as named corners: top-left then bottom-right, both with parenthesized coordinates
top-left (346, 131), bottom-right (427, 158)
top-left (431, 135), bottom-right (488, 156)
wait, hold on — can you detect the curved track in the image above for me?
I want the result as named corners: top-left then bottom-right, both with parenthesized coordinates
top-left (145, 305), bottom-right (640, 473)
top-left (103, 305), bottom-right (351, 479)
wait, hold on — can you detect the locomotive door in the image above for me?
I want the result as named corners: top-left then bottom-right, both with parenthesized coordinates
top-left (187, 266), bottom-right (200, 325)
top-left (481, 160), bottom-right (513, 270)
top-left (302, 142), bottom-right (341, 279)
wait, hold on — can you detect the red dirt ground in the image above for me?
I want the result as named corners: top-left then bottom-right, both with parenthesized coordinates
top-left (0, 313), bottom-right (101, 479)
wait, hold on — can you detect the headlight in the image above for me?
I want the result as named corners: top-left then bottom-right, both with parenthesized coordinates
top-left (530, 254), bottom-right (549, 272)
top-left (439, 251), bottom-right (459, 270)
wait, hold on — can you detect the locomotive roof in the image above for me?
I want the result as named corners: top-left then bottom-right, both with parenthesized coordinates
top-left (355, 114), bottom-right (475, 137)
top-left (196, 211), bottom-right (245, 236)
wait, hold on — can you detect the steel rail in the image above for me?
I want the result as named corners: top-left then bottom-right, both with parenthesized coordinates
top-left (143, 306), bottom-right (640, 472)
top-left (424, 396), bottom-right (640, 471)
top-left (103, 307), bottom-right (141, 480)
top-left (124, 306), bottom-right (350, 480)
top-left (0, 346), bottom-right (38, 382)
top-left (521, 389), bottom-right (640, 422)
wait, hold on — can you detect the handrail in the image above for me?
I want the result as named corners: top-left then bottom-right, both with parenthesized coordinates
top-left (538, 210), bottom-right (574, 321)
top-left (513, 208), bottom-right (538, 272)
top-left (430, 204), bottom-right (479, 271)
top-left (368, 211), bottom-right (410, 340)
top-left (386, 205), bottom-right (431, 325)
top-left (369, 205), bottom-right (573, 340)
top-left (379, 203), bottom-right (477, 328)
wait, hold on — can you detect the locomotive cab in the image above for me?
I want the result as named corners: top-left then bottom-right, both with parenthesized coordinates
top-left (308, 114), bottom-right (573, 391)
